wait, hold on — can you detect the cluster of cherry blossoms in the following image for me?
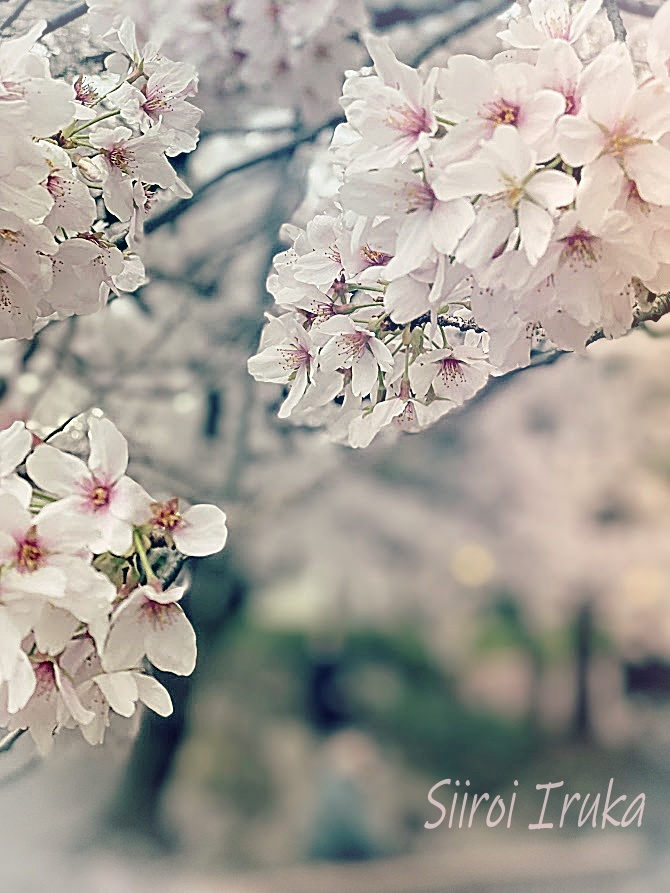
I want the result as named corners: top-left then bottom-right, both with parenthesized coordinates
top-left (0, 416), bottom-right (227, 754)
top-left (249, 0), bottom-right (670, 448)
top-left (85, 0), bottom-right (368, 123)
top-left (0, 11), bottom-right (199, 340)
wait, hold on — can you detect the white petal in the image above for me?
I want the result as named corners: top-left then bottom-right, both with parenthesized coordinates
top-left (384, 276), bottom-right (430, 323)
top-left (348, 399), bottom-right (405, 448)
top-left (0, 421), bottom-right (31, 477)
top-left (55, 663), bottom-right (95, 726)
top-left (429, 199), bottom-right (475, 255)
top-left (174, 505), bottom-right (228, 557)
top-left (145, 603), bottom-right (197, 676)
top-left (111, 475), bottom-right (152, 524)
top-left (93, 512), bottom-right (133, 556)
top-left (103, 599), bottom-right (145, 671)
top-left (0, 475), bottom-right (32, 508)
top-left (26, 445), bottom-right (89, 497)
top-left (351, 351), bottom-right (379, 398)
top-left (7, 651), bottom-right (36, 713)
top-left (627, 143), bottom-right (670, 206)
top-left (94, 671), bottom-right (139, 717)
top-left (518, 200), bottom-right (554, 264)
top-left (525, 169), bottom-right (576, 211)
top-left (88, 417), bottom-right (128, 483)
top-left (134, 673), bottom-right (173, 717)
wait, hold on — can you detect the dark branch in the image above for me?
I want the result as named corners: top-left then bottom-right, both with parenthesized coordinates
top-left (618, 0), bottom-right (661, 16)
top-left (0, 728), bottom-right (26, 754)
top-left (43, 1), bottom-right (87, 35)
top-left (145, 114), bottom-right (343, 235)
top-left (0, 0), bottom-right (32, 32)
top-left (412, 0), bottom-right (512, 66)
top-left (603, 0), bottom-right (627, 39)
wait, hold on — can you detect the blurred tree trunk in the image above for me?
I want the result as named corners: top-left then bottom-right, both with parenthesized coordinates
top-left (573, 602), bottom-right (593, 741)
top-left (103, 550), bottom-right (247, 847)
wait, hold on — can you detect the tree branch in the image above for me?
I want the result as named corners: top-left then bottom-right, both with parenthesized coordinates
top-left (618, 0), bottom-right (661, 16)
top-left (145, 114), bottom-right (343, 235)
top-left (412, 0), bottom-right (512, 66)
top-left (0, 728), bottom-right (26, 754)
top-left (0, 0), bottom-right (32, 32)
top-left (603, 0), bottom-right (627, 40)
top-left (43, 1), bottom-right (87, 36)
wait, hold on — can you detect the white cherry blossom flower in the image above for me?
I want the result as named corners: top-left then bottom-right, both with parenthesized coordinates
top-left (149, 498), bottom-right (228, 557)
top-left (498, 0), bottom-right (602, 49)
top-left (435, 56), bottom-right (565, 162)
top-left (27, 418), bottom-right (151, 555)
top-left (247, 315), bottom-right (318, 418)
top-left (342, 35), bottom-right (437, 172)
top-left (435, 125), bottom-right (576, 266)
top-left (317, 316), bottom-right (394, 397)
top-left (409, 335), bottom-right (491, 404)
top-left (104, 583), bottom-right (196, 676)
top-left (558, 43), bottom-right (670, 205)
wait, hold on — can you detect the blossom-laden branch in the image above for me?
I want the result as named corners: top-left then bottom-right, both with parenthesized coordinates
top-left (248, 1), bottom-right (670, 448)
top-left (0, 10), bottom-right (200, 341)
top-left (0, 416), bottom-right (228, 755)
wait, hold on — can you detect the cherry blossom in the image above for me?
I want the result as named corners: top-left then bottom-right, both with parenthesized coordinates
top-left (27, 418), bottom-right (152, 556)
top-left (104, 583), bottom-right (196, 676)
top-left (149, 498), bottom-right (228, 557)
top-left (0, 415), bottom-right (228, 752)
top-left (250, 2), bottom-right (670, 448)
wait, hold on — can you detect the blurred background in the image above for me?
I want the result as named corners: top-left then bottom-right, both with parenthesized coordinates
top-left (1, 0), bottom-right (670, 890)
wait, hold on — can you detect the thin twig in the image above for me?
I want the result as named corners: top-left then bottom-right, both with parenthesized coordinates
top-left (0, 0), bottom-right (33, 32)
top-left (603, 0), bottom-right (627, 39)
top-left (0, 728), bottom-right (26, 753)
top-left (43, 412), bottom-right (84, 443)
top-left (43, 1), bottom-right (87, 35)
top-left (618, 0), bottom-right (661, 16)
top-left (412, 0), bottom-right (512, 66)
top-left (145, 115), bottom-right (343, 235)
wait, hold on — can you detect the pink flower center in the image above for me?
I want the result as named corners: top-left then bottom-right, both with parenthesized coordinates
top-left (74, 75), bottom-right (99, 106)
top-left (338, 330), bottom-right (372, 361)
top-left (604, 120), bottom-right (639, 159)
top-left (16, 528), bottom-right (44, 572)
top-left (387, 104), bottom-right (432, 137)
top-left (484, 99), bottom-right (520, 127)
top-left (140, 597), bottom-right (179, 630)
top-left (394, 399), bottom-right (417, 429)
top-left (151, 499), bottom-right (183, 531)
top-left (107, 146), bottom-right (134, 174)
top-left (46, 173), bottom-right (66, 198)
top-left (405, 180), bottom-right (435, 212)
top-left (142, 89), bottom-right (171, 116)
top-left (438, 356), bottom-right (466, 384)
top-left (542, 11), bottom-right (570, 40)
top-left (33, 660), bottom-right (56, 696)
top-left (564, 92), bottom-right (579, 116)
top-left (279, 345), bottom-right (311, 371)
top-left (361, 245), bottom-right (392, 267)
top-left (560, 229), bottom-right (600, 268)
top-left (86, 481), bottom-right (111, 510)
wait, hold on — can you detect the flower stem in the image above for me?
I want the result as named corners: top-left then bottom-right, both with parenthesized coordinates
top-left (133, 529), bottom-right (157, 583)
top-left (64, 109), bottom-right (121, 138)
